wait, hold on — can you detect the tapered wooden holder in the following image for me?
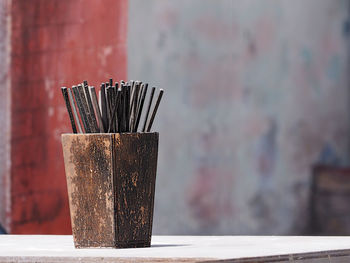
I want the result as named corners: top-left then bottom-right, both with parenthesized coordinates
top-left (61, 133), bottom-right (158, 248)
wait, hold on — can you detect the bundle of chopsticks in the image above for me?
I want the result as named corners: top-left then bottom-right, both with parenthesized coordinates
top-left (61, 79), bottom-right (164, 133)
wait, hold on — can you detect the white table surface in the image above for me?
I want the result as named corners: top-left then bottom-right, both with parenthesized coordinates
top-left (1, 235), bottom-right (350, 262)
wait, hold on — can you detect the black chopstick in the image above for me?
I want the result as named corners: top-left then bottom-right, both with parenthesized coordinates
top-left (79, 84), bottom-right (96, 133)
top-left (108, 89), bottom-right (121, 133)
top-left (130, 82), bottom-right (140, 130)
top-left (125, 84), bottom-right (130, 132)
top-left (61, 87), bottom-right (77, 133)
top-left (120, 84), bottom-right (127, 132)
top-left (106, 86), bottom-right (114, 132)
top-left (146, 89), bottom-right (164, 132)
top-left (116, 87), bottom-right (122, 133)
top-left (142, 87), bottom-right (155, 132)
top-left (62, 79), bottom-right (164, 134)
top-left (100, 83), bottom-right (108, 132)
top-left (83, 82), bottom-right (99, 132)
top-left (68, 88), bottom-right (83, 133)
top-left (72, 85), bottom-right (90, 133)
top-left (89, 86), bottom-right (104, 133)
top-left (134, 83), bottom-right (148, 132)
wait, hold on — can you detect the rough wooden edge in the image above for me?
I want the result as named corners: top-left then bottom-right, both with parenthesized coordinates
top-left (148, 132), bottom-right (159, 243)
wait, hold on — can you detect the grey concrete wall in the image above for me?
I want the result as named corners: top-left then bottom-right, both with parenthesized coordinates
top-left (128, 0), bottom-right (350, 235)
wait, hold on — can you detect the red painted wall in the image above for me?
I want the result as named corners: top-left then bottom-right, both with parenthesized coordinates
top-left (9, 0), bottom-right (127, 233)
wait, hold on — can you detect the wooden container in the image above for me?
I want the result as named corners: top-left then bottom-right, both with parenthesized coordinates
top-left (61, 133), bottom-right (158, 248)
top-left (310, 165), bottom-right (350, 235)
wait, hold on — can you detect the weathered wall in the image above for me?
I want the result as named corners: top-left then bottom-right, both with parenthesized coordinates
top-left (128, 0), bottom-right (350, 234)
top-left (0, 0), bottom-right (128, 233)
top-left (0, 0), bottom-right (11, 233)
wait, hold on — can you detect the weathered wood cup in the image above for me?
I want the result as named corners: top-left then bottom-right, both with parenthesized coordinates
top-left (61, 133), bottom-right (158, 248)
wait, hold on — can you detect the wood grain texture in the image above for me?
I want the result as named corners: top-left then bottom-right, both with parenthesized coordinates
top-left (61, 133), bottom-right (159, 248)
top-left (62, 134), bottom-right (115, 247)
top-left (113, 133), bottom-right (158, 247)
